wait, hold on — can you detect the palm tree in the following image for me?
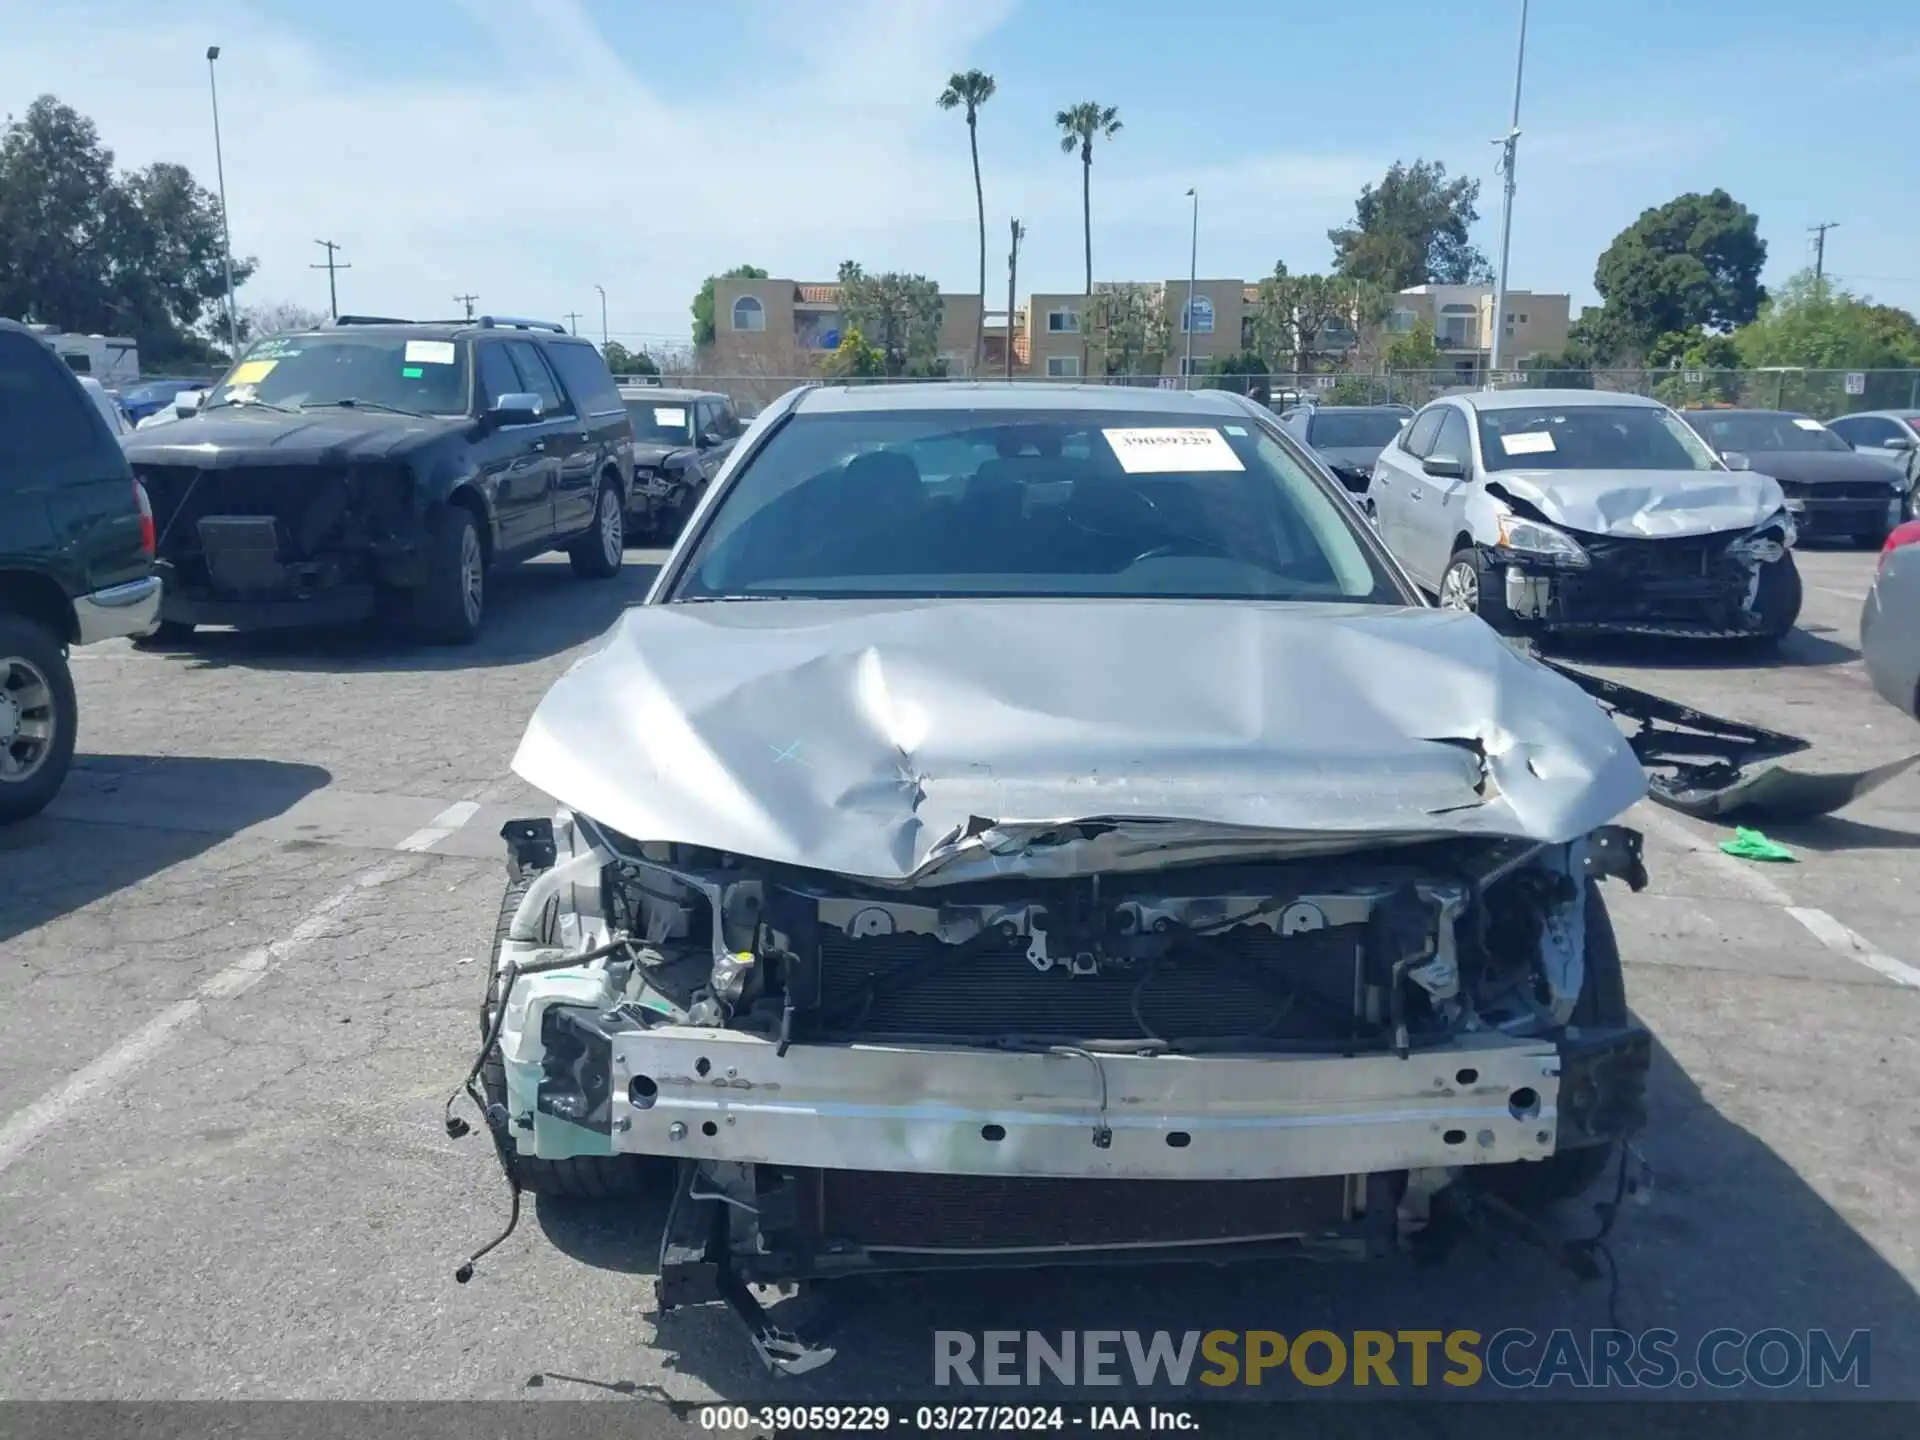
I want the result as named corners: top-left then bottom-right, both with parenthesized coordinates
top-left (1055, 102), bottom-right (1122, 298)
top-left (937, 70), bottom-right (996, 375)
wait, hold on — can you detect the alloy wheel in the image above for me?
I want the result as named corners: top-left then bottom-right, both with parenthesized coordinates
top-left (460, 526), bottom-right (484, 628)
top-left (0, 656), bottom-right (57, 784)
top-left (599, 487), bottom-right (624, 566)
top-left (1439, 561), bottom-right (1480, 613)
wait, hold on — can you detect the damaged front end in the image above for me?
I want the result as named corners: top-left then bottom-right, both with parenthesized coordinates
top-left (131, 461), bottom-right (423, 628)
top-left (462, 805), bottom-right (1652, 1369)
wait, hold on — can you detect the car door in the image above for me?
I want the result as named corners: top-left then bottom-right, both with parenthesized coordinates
top-left (506, 340), bottom-right (591, 543)
top-left (1832, 415), bottom-right (1905, 465)
top-left (1372, 405), bottom-right (1444, 562)
top-left (472, 340), bottom-right (555, 555)
top-left (1409, 404), bottom-right (1478, 587)
top-left (542, 339), bottom-right (631, 528)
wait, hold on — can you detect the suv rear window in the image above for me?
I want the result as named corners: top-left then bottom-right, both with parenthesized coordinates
top-left (0, 331), bottom-right (104, 463)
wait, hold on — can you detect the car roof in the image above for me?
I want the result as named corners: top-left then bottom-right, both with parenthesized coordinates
top-left (619, 386), bottom-right (722, 402)
top-left (792, 382), bottom-right (1254, 416)
top-left (1450, 388), bottom-right (1665, 413)
top-left (1836, 408), bottom-right (1920, 421)
top-left (1305, 404), bottom-right (1409, 415)
top-left (1679, 408), bottom-right (1811, 420)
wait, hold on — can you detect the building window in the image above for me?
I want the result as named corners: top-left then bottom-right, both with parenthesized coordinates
top-left (1519, 313), bottom-right (1529, 323)
top-left (1388, 309), bottom-right (1418, 333)
top-left (1179, 355), bottom-right (1208, 376)
top-left (1180, 296), bottom-right (1215, 334)
top-left (1047, 308), bottom-right (1079, 333)
top-left (1045, 355), bottom-right (1080, 378)
top-left (731, 295), bottom-right (766, 332)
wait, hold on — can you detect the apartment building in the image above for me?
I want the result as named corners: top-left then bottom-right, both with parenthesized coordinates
top-left (708, 273), bottom-right (1570, 380)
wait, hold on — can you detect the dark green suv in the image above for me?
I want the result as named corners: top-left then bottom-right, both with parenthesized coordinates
top-left (0, 318), bottom-right (161, 823)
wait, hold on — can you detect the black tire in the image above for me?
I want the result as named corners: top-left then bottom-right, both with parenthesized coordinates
top-left (568, 479), bottom-right (625, 580)
top-left (131, 619), bottom-right (196, 649)
top-left (480, 874), bottom-right (651, 1198)
top-left (0, 614), bottom-right (80, 825)
top-left (1744, 551), bottom-right (1803, 649)
top-left (412, 505), bottom-right (485, 645)
top-left (1437, 546), bottom-right (1522, 635)
top-left (1473, 879), bottom-right (1628, 1211)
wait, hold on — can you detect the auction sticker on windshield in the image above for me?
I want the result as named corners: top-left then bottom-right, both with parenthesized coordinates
top-left (1792, 418), bottom-right (1826, 431)
top-left (1103, 427), bottom-right (1245, 473)
top-left (652, 407), bottom-right (687, 428)
top-left (405, 340), bottom-right (457, 365)
top-left (228, 360), bottom-right (277, 385)
top-left (1500, 430), bottom-right (1557, 456)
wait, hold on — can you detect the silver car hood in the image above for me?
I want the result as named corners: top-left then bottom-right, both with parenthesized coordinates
top-left (1488, 468), bottom-right (1786, 538)
top-left (512, 598), bottom-right (1648, 886)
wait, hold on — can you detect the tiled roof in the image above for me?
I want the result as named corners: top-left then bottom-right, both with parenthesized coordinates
top-left (795, 283), bottom-right (840, 304)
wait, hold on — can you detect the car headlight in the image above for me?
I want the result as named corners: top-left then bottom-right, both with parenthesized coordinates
top-left (1495, 513), bottom-right (1590, 567)
top-left (1730, 506), bottom-right (1796, 559)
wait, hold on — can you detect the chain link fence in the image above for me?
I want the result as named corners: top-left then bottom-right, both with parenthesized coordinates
top-left (654, 368), bottom-right (1920, 419)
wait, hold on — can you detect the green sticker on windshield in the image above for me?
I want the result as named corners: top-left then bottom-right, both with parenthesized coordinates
top-left (402, 366), bottom-right (424, 378)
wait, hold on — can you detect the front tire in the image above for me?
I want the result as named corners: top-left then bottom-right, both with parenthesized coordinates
top-left (413, 505), bottom-right (485, 645)
top-left (569, 480), bottom-right (625, 580)
top-left (1438, 546), bottom-right (1521, 635)
top-left (480, 875), bottom-right (652, 1199)
top-left (1744, 551), bottom-right (1802, 650)
top-left (0, 615), bottom-right (80, 825)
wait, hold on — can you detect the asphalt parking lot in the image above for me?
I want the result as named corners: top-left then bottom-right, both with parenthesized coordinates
top-left (0, 544), bottom-right (1916, 1406)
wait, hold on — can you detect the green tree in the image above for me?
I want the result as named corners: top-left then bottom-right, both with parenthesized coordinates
top-left (1733, 270), bottom-right (1920, 412)
top-left (937, 70), bottom-right (995, 374)
top-left (822, 325), bottom-right (885, 379)
top-left (690, 264), bottom-right (769, 348)
top-left (1519, 340), bottom-right (1597, 389)
top-left (1589, 190), bottom-right (1767, 361)
top-left (1054, 102), bottom-right (1122, 297)
top-left (835, 261), bottom-right (944, 377)
top-left (0, 95), bottom-right (255, 360)
top-left (1382, 317), bottom-right (1442, 373)
top-left (1085, 282), bottom-right (1170, 376)
top-left (1329, 160), bottom-right (1489, 291)
top-left (1204, 349), bottom-right (1269, 394)
top-left (1649, 329), bottom-right (1743, 406)
top-left (1249, 264), bottom-right (1388, 375)
top-left (601, 341), bottom-right (659, 376)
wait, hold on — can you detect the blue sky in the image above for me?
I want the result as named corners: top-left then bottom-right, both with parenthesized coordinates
top-left (5, 0), bottom-right (1917, 349)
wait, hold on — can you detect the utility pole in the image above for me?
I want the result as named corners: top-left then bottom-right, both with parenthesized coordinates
top-left (206, 46), bottom-right (239, 354)
top-left (1810, 222), bottom-right (1839, 293)
top-left (563, 311), bottom-right (582, 336)
top-left (594, 285), bottom-right (609, 349)
top-left (1182, 188), bottom-right (1198, 389)
top-left (310, 240), bottom-right (350, 320)
top-left (1487, 0), bottom-right (1529, 383)
top-left (453, 293), bottom-right (477, 320)
top-left (1006, 218), bottom-right (1025, 381)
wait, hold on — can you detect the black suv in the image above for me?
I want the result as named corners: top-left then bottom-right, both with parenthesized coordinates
top-left (123, 315), bottom-right (634, 645)
top-left (0, 318), bottom-right (161, 823)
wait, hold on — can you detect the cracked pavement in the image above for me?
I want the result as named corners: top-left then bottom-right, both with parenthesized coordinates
top-left (0, 546), bottom-right (1916, 1405)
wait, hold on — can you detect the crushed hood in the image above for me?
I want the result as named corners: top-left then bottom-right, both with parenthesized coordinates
top-left (630, 441), bottom-right (693, 468)
top-left (1488, 467), bottom-right (1786, 538)
top-left (512, 597), bottom-right (1649, 885)
top-left (123, 406), bottom-right (464, 467)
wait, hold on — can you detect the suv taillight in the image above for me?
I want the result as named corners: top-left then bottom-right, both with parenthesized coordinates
top-left (133, 478), bottom-right (156, 557)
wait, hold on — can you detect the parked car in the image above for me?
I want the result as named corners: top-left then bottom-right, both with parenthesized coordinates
top-left (122, 315), bottom-right (633, 646)
top-left (115, 377), bottom-right (209, 425)
top-left (78, 376), bottom-right (131, 439)
top-left (1861, 520), bottom-right (1920, 721)
top-left (1281, 404), bottom-right (1413, 494)
top-left (454, 381), bottom-right (1692, 1371)
top-left (133, 389), bottom-right (207, 430)
top-left (1828, 409), bottom-right (1920, 522)
top-left (0, 318), bottom-right (161, 823)
top-left (1680, 408), bottom-right (1906, 547)
top-left (1367, 389), bottom-right (1800, 644)
top-left (619, 385), bottom-right (741, 539)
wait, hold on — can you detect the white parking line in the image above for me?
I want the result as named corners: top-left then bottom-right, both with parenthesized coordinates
top-left (1634, 805), bottom-right (1920, 989)
top-left (0, 851), bottom-right (421, 1177)
top-left (394, 800), bottom-right (482, 852)
top-left (1812, 584), bottom-right (1866, 603)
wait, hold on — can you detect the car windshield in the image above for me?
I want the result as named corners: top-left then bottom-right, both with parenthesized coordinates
top-left (1477, 404), bottom-right (1720, 473)
top-left (1309, 411), bottom-right (1405, 449)
top-left (204, 334), bottom-right (471, 416)
top-left (1686, 413), bottom-right (1849, 455)
top-left (672, 408), bottom-right (1403, 604)
top-left (627, 399), bottom-right (696, 445)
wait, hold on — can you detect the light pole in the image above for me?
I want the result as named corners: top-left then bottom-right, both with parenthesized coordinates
top-left (1182, 188), bottom-right (1198, 389)
top-left (1487, 0), bottom-right (1529, 384)
top-left (206, 45), bottom-right (239, 354)
top-left (594, 285), bottom-right (608, 349)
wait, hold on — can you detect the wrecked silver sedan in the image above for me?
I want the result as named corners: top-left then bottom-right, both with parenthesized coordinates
top-left (450, 383), bottom-right (1668, 1370)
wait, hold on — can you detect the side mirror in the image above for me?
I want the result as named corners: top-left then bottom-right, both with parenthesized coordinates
top-left (1722, 451), bottom-right (1752, 471)
top-left (1422, 453), bottom-right (1467, 479)
top-left (488, 391), bottom-right (542, 427)
top-left (1886, 435), bottom-right (1917, 453)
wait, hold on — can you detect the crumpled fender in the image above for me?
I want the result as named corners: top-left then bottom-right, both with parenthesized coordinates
top-left (1547, 659), bottom-right (1920, 821)
top-left (1461, 485), bottom-right (1513, 548)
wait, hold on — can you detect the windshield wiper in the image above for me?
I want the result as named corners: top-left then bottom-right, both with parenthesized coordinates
top-left (204, 396), bottom-right (298, 414)
top-left (301, 398), bottom-right (425, 418)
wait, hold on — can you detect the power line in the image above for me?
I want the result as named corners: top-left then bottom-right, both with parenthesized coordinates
top-left (310, 240), bottom-right (350, 320)
top-left (453, 293), bottom-right (478, 320)
top-left (563, 311), bottom-right (582, 335)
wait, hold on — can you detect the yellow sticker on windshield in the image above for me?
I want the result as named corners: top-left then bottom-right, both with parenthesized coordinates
top-left (1102, 427), bottom-right (1245, 473)
top-left (228, 359), bottom-right (277, 385)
